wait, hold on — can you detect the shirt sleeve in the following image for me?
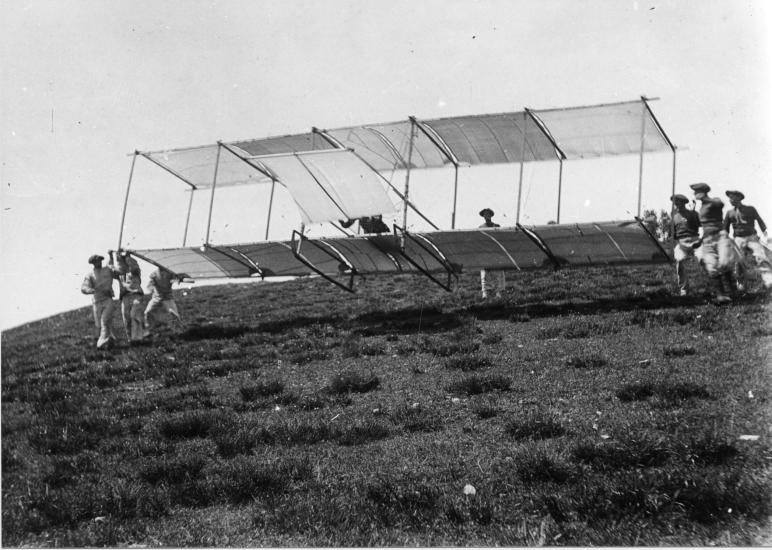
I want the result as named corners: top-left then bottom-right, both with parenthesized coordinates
top-left (146, 272), bottom-right (157, 293)
top-left (81, 274), bottom-right (94, 294)
top-left (753, 207), bottom-right (767, 233)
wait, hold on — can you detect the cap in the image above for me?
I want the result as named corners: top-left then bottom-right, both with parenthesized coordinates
top-left (725, 190), bottom-right (745, 200)
top-left (670, 194), bottom-right (689, 204)
top-left (479, 208), bottom-right (494, 217)
top-left (88, 254), bottom-right (104, 265)
top-left (689, 183), bottom-right (711, 193)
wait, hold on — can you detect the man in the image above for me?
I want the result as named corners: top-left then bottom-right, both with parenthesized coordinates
top-left (478, 208), bottom-right (504, 299)
top-left (670, 194), bottom-right (701, 296)
top-left (114, 250), bottom-right (148, 342)
top-left (340, 215), bottom-right (390, 234)
top-left (690, 182), bottom-right (735, 303)
top-left (144, 265), bottom-right (186, 334)
top-left (80, 252), bottom-right (118, 349)
top-left (723, 190), bottom-right (772, 290)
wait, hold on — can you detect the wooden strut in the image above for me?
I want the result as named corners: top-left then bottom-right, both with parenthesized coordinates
top-left (117, 151), bottom-right (138, 251)
top-left (516, 223), bottom-right (562, 270)
top-left (290, 230), bottom-right (357, 292)
top-left (391, 225), bottom-right (457, 292)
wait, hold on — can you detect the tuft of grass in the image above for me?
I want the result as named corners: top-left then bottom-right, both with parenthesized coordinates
top-left (421, 333), bottom-right (480, 357)
top-left (619, 380), bottom-right (712, 405)
top-left (571, 436), bottom-right (671, 471)
top-left (199, 455), bottom-right (312, 505)
top-left (158, 410), bottom-right (218, 439)
top-left (139, 453), bottom-right (207, 485)
top-left (327, 371), bottom-right (380, 394)
top-left (163, 366), bottom-right (199, 388)
top-left (446, 374), bottom-right (512, 396)
top-left (43, 452), bottom-right (99, 487)
top-left (443, 354), bottom-right (491, 371)
top-left (389, 403), bottom-right (442, 432)
top-left (657, 382), bottom-right (712, 403)
top-left (179, 324), bottom-right (250, 341)
top-left (663, 344), bottom-right (697, 357)
top-left (366, 477), bottom-right (441, 526)
top-left (341, 335), bottom-right (386, 358)
top-left (481, 332), bottom-right (503, 344)
top-left (679, 433), bottom-right (739, 466)
top-left (566, 354), bottom-right (608, 369)
top-left (505, 413), bottom-right (566, 440)
top-left (470, 399), bottom-right (499, 419)
top-left (629, 309), bottom-right (694, 328)
top-left (239, 380), bottom-right (285, 401)
top-left (508, 311), bottom-right (531, 323)
top-left (616, 382), bottom-right (656, 402)
top-left (335, 419), bottom-right (392, 445)
top-left (516, 449), bottom-right (575, 483)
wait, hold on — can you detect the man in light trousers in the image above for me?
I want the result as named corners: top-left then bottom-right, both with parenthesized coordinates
top-left (114, 250), bottom-right (148, 342)
top-left (690, 182), bottom-right (736, 303)
top-left (81, 252), bottom-right (118, 349)
top-left (478, 208), bottom-right (505, 299)
top-left (145, 266), bottom-right (186, 334)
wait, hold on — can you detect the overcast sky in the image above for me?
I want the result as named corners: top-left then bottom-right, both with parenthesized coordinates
top-left (2, 0), bottom-right (771, 330)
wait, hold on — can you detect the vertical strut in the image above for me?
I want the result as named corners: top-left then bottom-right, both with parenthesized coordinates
top-left (117, 151), bottom-right (138, 251)
top-left (516, 111), bottom-right (527, 224)
top-left (205, 143), bottom-right (222, 245)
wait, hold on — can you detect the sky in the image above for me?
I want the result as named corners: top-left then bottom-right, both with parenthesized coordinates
top-left (1, 0), bottom-right (771, 330)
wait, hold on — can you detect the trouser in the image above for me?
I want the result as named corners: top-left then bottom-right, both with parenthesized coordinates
top-left (673, 238), bottom-right (699, 293)
top-left (734, 235), bottom-right (772, 288)
top-left (92, 298), bottom-right (116, 349)
top-left (698, 232), bottom-right (737, 298)
top-left (121, 295), bottom-right (148, 340)
top-left (145, 296), bottom-right (182, 331)
top-left (480, 269), bottom-right (506, 298)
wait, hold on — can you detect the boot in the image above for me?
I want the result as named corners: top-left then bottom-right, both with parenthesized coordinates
top-left (712, 276), bottom-right (731, 304)
top-left (721, 272), bottom-right (738, 297)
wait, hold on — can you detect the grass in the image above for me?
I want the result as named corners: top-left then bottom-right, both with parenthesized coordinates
top-left (2, 263), bottom-right (771, 546)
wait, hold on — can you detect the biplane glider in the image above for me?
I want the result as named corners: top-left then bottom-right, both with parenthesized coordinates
top-left (117, 97), bottom-right (677, 292)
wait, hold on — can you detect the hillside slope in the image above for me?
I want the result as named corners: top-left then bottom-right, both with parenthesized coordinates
top-left (3, 265), bottom-right (771, 546)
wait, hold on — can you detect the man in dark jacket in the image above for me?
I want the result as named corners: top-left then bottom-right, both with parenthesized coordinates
top-left (670, 194), bottom-right (701, 296)
top-left (723, 190), bottom-right (771, 290)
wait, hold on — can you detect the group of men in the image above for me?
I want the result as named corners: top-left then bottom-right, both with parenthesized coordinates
top-left (81, 250), bottom-right (185, 349)
top-left (671, 183), bottom-right (770, 303)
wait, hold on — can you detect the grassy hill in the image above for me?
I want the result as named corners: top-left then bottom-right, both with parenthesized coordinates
top-left (2, 264), bottom-right (771, 546)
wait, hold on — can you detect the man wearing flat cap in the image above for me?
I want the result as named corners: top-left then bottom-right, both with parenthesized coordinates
top-left (478, 208), bottom-right (503, 299)
top-left (690, 182), bottom-right (736, 303)
top-left (670, 194), bottom-right (701, 296)
top-left (723, 190), bottom-right (771, 290)
top-left (80, 251), bottom-right (119, 349)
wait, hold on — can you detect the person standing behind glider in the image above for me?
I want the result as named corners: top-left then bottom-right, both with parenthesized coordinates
top-left (670, 194), bottom-right (701, 296)
top-left (690, 182), bottom-right (735, 303)
top-left (80, 252), bottom-right (119, 349)
top-left (114, 250), bottom-right (148, 342)
top-left (723, 190), bottom-right (772, 291)
top-left (478, 208), bottom-right (504, 299)
top-left (340, 215), bottom-right (390, 234)
top-left (144, 266), bottom-right (186, 335)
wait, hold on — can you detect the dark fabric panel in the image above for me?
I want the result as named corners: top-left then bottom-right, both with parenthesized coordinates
top-left (528, 221), bottom-right (668, 266)
top-left (422, 229), bottom-right (551, 271)
top-left (230, 242), bottom-right (312, 277)
top-left (321, 237), bottom-right (404, 274)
